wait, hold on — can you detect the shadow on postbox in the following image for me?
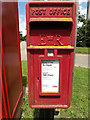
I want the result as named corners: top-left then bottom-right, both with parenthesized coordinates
top-left (26, 2), bottom-right (76, 109)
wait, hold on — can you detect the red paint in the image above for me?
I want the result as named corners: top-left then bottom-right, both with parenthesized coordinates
top-left (26, 1), bottom-right (76, 108)
top-left (52, 86), bottom-right (58, 87)
top-left (30, 7), bottom-right (72, 17)
top-left (2, 47), bottom-right (11, 118)
top-left (0, 2), bottom-right (23, 118)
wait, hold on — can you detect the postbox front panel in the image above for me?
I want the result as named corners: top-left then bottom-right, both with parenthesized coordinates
top-left (26, 2), bottom-right (76, 108)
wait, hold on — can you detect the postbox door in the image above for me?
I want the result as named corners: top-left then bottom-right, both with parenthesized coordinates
top-left (29, 49), bottom-right (70, 105)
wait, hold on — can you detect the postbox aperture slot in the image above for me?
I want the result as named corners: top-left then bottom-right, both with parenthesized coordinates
top-left (30, 22), bottom-right (71, 29)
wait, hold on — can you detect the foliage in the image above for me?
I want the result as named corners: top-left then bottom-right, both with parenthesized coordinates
top-left (86, 21), bottom-right (90, 47)
top-left (19, 31), bottom-right (24, 41)
top-left (77, 10), bottom-right (90, 47)
top-left (77, 12), bottom-right (86, 47)
top-left (24, 35), bottom-right (26, 41)
top-left (19, 31), bottom-right (26, 41)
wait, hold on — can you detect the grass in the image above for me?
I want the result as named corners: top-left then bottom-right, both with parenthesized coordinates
top-left (21, 95), bottom-right (40, 119)
top-left (22, 61), bottom-right (28, 87)
top-left (76, 47), bottom-right (90, 54)
top-left (60, 67), bottom-right (88, 118)
top-left (21, 61), bottom-right (88, 118)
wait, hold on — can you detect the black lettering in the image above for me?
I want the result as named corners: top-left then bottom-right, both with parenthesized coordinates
top-left (35, 9), bottom-right (38, 15)
top-left (49, 8), bottom-right (53, 15)
top-left (63, 9), bottom-right (67, 15)
top-left (67, 8), bottom-right (71, 15)
top-left (32, 9), bottom-right (35, 15)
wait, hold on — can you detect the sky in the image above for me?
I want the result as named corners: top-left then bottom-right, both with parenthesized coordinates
top-left (18, 0), bottom-right (88, 36)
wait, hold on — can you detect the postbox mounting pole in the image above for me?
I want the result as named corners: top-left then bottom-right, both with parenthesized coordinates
top-left (39, 109), bottom-right (54, 120)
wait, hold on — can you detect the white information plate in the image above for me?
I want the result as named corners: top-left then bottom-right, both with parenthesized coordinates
top-left (41, 60), bottom-right (60, 93)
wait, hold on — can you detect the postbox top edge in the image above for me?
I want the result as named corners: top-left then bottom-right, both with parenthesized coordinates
top-left (26, 1), bottom-right (76, 6)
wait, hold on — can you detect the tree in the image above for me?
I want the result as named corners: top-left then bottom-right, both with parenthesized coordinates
top-left (23, 35), bottom-right (26, 41)
top-left (77, 9), bottom-right (90, 47)
top-left (86, 21), bottom-right (90, 47)
top-left (77, 12), bottom-right (86, 47)
top-left (19, 31), bottom-right (24, 41)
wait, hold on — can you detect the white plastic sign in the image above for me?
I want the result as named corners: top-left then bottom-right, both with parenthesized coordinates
top-left (41, 60), bottom-right (59, 93)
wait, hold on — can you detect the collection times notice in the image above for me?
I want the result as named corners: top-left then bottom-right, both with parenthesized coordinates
top-left (41, 60), bottom-right (59, 93)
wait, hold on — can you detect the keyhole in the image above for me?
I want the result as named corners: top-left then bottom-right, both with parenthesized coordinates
top-left (37, 77), bottom-right (39, 80)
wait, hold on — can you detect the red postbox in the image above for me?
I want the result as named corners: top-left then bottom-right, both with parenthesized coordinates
top-left (26, 1), bottom-right (76, 109)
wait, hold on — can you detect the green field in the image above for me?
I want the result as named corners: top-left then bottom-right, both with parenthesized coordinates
top-left (76, 47), bottom-right (90, 54)
top-left (21, 61), bottom-right (88, 118)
